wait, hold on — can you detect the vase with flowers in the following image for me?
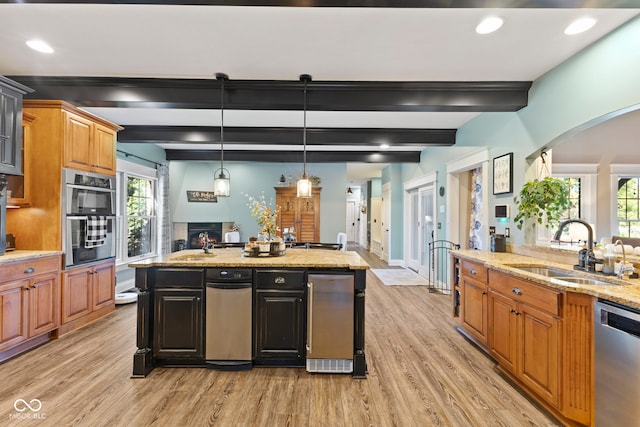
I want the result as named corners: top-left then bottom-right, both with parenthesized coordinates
top-left (246, 193), bottom-right (280, 242)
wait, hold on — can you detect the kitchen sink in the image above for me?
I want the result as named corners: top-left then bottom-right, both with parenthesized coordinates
top-left (511, 265), bottom-right (621, 286)
top-left (512, 266), bottom-right (573, 278)
top-left (553, 277), bottom-right (619, 286)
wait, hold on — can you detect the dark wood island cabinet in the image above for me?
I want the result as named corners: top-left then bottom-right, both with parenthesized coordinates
top-left (130, 248), bottom-right (368, 379)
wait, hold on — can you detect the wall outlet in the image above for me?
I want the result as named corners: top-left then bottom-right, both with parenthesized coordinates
top-left (489, 226), bottom-right (496, 235)
top-left (505, 227), bottom-right (510, 238)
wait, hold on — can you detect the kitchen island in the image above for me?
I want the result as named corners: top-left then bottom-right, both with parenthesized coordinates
top-left (129, 248), bottom-right (368, 378)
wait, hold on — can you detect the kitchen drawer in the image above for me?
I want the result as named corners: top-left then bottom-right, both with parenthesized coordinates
top-left (1, 255), bottom-right (60, 283)
top-left (255, 270), bottom-right (306, 289)
top-left (489, 270), bottom-right (560, 316)
top-left (461, 260), bottom-right (488, 283)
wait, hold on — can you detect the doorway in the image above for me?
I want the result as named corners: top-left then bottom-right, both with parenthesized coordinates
top-left (446, 149), bottom-right (490, 250)
top-left (346, 200), bottom-right (359, 243)
top-left (404, 173), bottom-right (436, 277)
top-left (381, 184), bottom-right (391, 262)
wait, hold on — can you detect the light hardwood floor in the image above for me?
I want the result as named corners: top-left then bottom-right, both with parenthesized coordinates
top-left (0, 246), bottom-right (559, 426)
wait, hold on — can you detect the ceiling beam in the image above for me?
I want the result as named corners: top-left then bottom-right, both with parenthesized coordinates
top-left (11, 76), bottom-right (531, 112)
top-left (165, 149), bottom-right (420, 163)
top-left (118, 126), bottom-right (456, 146)
top-left (6, 1), bottom-right (638, 8)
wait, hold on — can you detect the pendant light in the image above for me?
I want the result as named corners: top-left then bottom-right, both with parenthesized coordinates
top-left (214, 73), bottom-right (230, 197)
top-left (297, 74), bottom-right (312, 198)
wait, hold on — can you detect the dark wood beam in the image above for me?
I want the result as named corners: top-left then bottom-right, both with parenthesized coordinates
top-left (4, 1), bottom-right (637, 8)
top-left (165, 149), bottom-right (421, 163)
top-left (118, 126), bottom-right (456, 146)
top-left (11, 76), bottom-right (531, 112)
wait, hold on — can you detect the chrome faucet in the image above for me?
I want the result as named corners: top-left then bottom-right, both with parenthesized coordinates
top-left (553, 219), bottom-right (595, 271)
top-left (199, 232), bottom-right (212, 254)
top-left (614, 240), bottom-right (636, 279)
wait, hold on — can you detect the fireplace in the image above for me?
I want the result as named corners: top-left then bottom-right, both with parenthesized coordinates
top-left (187, 222), bottom-right (222, 249)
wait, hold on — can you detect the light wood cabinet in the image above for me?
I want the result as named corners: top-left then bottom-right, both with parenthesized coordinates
top-left (453, 261), bottom-right (594, 426)
top-left (275, 186), bottom-right (321, 242)
top-left (459, 259), bottom-right (489, 345)
top-left (7, 101), bottom-right (120, 252)
top-left (488, 271), bottom-right (562, 415)
top-left (61, 260), bottom-right (115, 329)
top-left (63, 111), bottom-right (117, 174)
top-left (0, 255), bottom-right (60, 357)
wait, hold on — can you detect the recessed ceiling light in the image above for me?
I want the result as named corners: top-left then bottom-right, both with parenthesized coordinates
top-left (26, 39), bottom-right (54, 54)
top-left (476, 16), bottom-right (504, 35)
top-left (565, 17), bottom-right (597, 35)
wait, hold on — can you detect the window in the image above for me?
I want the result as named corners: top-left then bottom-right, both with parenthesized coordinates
top-left (127, 176), bottom-right (155, 257)
top-left (117, 159), bottom-right (158, 264)
top-left (559, 177), bottom-right (581, 220)
top-left (542, 163), bottom-right (597, 247)
top-left (617, 177), bottom-right (640, 238)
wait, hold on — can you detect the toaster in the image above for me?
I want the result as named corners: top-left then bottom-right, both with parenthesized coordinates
top-left (5, 233), bottom-right (15, 251)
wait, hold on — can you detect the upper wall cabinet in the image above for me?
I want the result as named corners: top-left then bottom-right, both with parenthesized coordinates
top-left (0, 76), bottom-right (33, 175)
top-left (23, 100), bottom-right (123, 175)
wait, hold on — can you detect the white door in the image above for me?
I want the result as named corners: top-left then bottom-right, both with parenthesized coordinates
top-left (346, 200), bottom-right (358, 242)
top-left (381, 186), bottom-right (391, 262)
top-left (406, 186), bottom-right (435, 276)
top-left (406, 189), bottom-right (420, 271)
top-left (420, 186), bottom-right (436, 277)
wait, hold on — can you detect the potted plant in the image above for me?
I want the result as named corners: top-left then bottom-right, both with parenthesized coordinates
top-left (513, 176), bottom-right (571, 230)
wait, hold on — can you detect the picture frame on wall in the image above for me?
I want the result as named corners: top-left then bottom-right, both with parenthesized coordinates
top-left (493, 152), bottom-right (513, 195)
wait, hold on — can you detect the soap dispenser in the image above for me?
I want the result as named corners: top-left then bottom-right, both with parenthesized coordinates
top-left (603, 244), bottom-right (616, 275)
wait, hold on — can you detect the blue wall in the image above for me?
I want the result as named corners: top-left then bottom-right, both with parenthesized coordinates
top-left (117, 142), bottom-right (166, 166)
top-left (393, 15), bottom-right (640, 249)
top-left (169, 161), bottom-right (347, 242)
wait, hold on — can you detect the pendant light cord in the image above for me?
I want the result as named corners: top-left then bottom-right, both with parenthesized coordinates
top-left (302, 77), bottom-right (307, 176)
top-left (220, 76), bottom-right (225, 171)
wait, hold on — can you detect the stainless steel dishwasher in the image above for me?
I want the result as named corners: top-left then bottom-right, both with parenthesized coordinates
top-left (594, 299), bottom-right (640, 426)
top-left (205, 268), bottom-right (253, 370)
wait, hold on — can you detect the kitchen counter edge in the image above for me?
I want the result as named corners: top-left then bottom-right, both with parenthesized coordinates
top-left (128, 248), bottom-right (370, 270)
top-left (451, 249), bottom-right (640, 309)
top-left (0, 250), bottom-right (63, 265)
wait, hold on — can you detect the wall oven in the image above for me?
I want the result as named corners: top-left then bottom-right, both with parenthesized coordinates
top-left (62, 169), bottom-right (116, 268)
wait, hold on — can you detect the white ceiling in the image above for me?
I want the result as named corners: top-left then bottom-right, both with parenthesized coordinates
top-left (1, 4), bottom-right (638, 182)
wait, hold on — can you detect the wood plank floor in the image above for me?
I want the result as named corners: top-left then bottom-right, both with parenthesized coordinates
top-left (0, 246), bottom-right (560, 426)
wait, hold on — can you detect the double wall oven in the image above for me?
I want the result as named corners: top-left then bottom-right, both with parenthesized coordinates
top-left (62, 168), bottom-right (116, 268)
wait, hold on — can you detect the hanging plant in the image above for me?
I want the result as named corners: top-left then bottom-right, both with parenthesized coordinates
top-left (514, 176), bottom-right (571, 230)
top-left (513, 151), bottom-right (572, 230)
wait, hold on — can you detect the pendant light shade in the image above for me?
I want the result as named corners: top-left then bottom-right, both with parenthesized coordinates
top-left (214, 73), bottom-right (230, 197)
top-left (297, 74), bottom-right (312, 198)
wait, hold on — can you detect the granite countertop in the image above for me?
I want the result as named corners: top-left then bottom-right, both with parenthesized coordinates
top-left (129, 248), bottom-right (370, 270)
top-left (452, 249), bottom-right (640, 309)
top-left (0, 250), bottom-right (62, 265)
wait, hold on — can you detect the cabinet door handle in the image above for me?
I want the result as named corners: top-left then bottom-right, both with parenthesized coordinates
top-left (24, 267), bottom-right (35, 274)
top-left (196, 297), bottom-right (201, 302)
top-left (511, 287), bottom-right (523, 296)
top-left (470, 269), bottom-right (477, 275)
top-left (482, 291), bottom-right (487, 295)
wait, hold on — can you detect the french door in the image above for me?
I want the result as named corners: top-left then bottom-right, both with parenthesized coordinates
top-left (406, 184), bottom-right (435, 276)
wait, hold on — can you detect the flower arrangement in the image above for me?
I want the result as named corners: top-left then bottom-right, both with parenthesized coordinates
top-left (245, 193), bottom-right (280, 240)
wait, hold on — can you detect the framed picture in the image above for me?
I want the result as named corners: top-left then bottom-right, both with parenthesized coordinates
top-left (493, 152), bottom-right (513, 195)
